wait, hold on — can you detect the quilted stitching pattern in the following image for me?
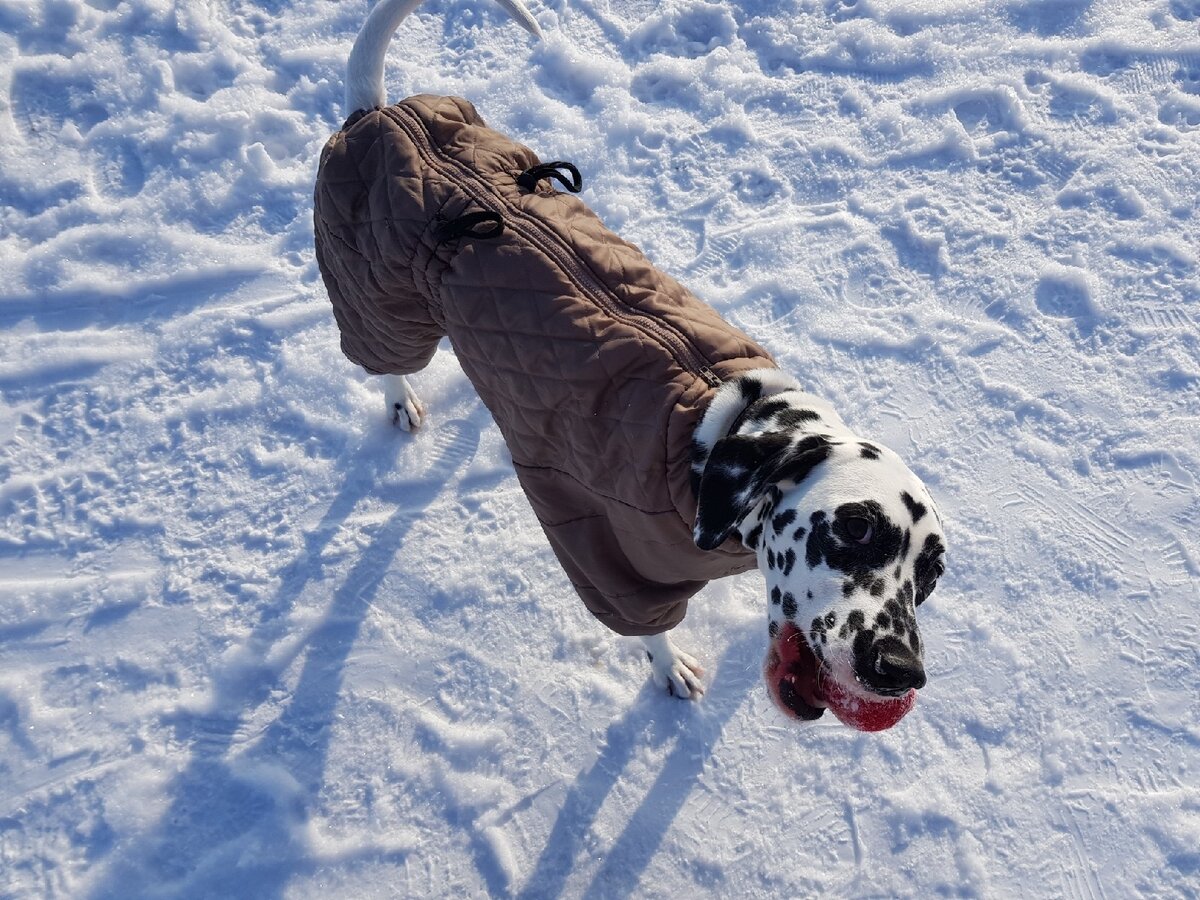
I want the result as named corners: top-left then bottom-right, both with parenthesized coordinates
top-left (314, 95), bottom-right (775, 634)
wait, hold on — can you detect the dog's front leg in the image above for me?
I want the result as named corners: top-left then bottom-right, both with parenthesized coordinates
top-left (638, 632), bottom-right (705, 699)
top-left (381, 373), bottom-right (426, 431)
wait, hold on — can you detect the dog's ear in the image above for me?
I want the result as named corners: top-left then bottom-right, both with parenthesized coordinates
top-left (694, 434), bottom-right (833, 551)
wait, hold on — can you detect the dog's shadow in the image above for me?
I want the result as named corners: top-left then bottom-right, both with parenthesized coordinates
top-left (518, 626), bottom-right (761, 900)
top-left (85, 417), bottom-right (485, 899)
top-left (85, 404), bottom-right (759, 899)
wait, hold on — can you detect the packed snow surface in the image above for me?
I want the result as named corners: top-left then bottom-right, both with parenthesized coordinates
top-left (2, 0), bottom-right (1199, 896)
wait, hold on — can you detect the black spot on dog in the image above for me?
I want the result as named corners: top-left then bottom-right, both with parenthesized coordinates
top-left (753, 399), bottom-right (792, 422)
top-left (914, 532), bottom-right (946, 606)
top-left (793, 526), bottom-right (807, 543)
top-left (839, 569), bottom-right (882, 600)
top-left (875, 611), bottom-right (891, 630)
top-left (860, 442), bottom-right (881, 460)
top-left (767, 549), bottom-right (776, 570)
top-left (806, 511), bottom-right (827, 568)
top-left (806, 590), bottom-right (813, 600)
top-left (782, 548), bottom-right (796, 576)
top-left (901, 491), bottom-right (927, 524)
top-left (839, 608), bottom-right (866, 640)
top-left (745, 523), bottom-right (763, 550)
top-left (773, 437), bottom-right (833, 487)
top-left (825, 611), bottom-right (836, 629)
top-left (852, 625), bottom-right (876, 668)
top-left (771, 586), bottom-right (782, 605)
top-left (646, 652), bottom-right (654, 662)
top-left (740, 377), bottom-right (764, 404)
top-left (776, 408), bottom-right (821, 429)
top-left (768, 620), bottom-right (779, 638)
top-left (810, 616), bottom-right (834, 651)
top-left (772, 509), bottom-right (797, 535)
top-left (881, 581), bottom-right (918, 638)
top-left (806, 501), bottom-right (905, 578)
top-left (781, 593), bottom-right (798, 619)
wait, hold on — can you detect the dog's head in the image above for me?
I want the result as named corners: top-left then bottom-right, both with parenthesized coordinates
top-left (692, 375), bottom-right (946, 724)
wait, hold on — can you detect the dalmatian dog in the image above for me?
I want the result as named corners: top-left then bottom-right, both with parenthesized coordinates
top-left (350, 1), bottom-right (947, 718)
top-left (684, 369), bottom-right (946, 717)
top-left (395, 364), bottom-right (946, 718)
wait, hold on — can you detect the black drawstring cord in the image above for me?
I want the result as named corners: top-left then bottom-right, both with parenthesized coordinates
top-left (517, 161), bottom-right (583, 194)
top-left (434, 210), bottom-right (505, 243)
top-left (434, 161), bottom-right (583, 244)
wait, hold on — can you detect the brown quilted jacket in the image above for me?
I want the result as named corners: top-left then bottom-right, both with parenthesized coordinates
top-left (314, 95), bottom-right (775, 635)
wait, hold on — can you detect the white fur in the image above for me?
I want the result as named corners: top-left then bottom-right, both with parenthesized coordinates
top-left (689, 369), bottom-right (805, 456)
top-left (382, 373), bottom-right (425, 431)
top-left (344, 0), bottom-right (541, 116)
top-left (638, 632), bottom-right (704, 699)
top-left (689, 369), bottom-right (849, 463)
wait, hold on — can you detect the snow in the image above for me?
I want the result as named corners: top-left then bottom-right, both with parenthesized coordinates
top-left (1, 0), bottom-right (1198, 896)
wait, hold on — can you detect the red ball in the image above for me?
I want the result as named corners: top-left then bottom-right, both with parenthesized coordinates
top-left (823, 679), bottom-right (916, 732)
top-left (765, 623), bottom-right (918, 731)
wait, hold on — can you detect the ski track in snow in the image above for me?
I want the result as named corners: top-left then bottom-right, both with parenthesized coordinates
top-left (1, 0), bottom-right (1198, 896)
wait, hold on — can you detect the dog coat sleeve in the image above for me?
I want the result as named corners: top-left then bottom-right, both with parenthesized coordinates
top-left (314, 223), bottom-right (445, 376)
top-left (313, 116), bottom-right (448, 376)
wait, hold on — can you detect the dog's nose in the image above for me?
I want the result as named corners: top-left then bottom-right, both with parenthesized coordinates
top-left (858, 639), bottom-right (926, 693)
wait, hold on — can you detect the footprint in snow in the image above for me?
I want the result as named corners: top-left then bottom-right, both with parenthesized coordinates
top-left (1035, 264), bottom-right (1101, 324)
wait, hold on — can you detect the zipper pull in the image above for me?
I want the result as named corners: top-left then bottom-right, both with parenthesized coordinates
top-left (698, 366), bottom-right (721, 387)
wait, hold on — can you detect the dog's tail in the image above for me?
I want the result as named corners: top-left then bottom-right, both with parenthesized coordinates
top-left (344, 0), bottom-right (542, 115)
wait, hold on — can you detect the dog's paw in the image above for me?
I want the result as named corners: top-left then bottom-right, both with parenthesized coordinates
top-left (652, 648), bottom-right (705, 699)
top-left (640, 633), bottom-right (705, 699)
top-left (391, 394), bottom-right (425, 431)
top-left (383, 375), bottom-right (426, 432)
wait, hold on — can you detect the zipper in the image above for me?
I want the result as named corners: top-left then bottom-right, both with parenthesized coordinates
top-left (385, 105), bottom-right (723, 389)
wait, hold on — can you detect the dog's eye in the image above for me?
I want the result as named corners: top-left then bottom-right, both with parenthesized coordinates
top-left (845, 517), bottom-right (873, 543)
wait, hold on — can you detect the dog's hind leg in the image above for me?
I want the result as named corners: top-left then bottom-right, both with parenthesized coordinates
top-left (639, 632), bottom-right (705, 699)
top-left (382, 373), bottom-right (426, 432)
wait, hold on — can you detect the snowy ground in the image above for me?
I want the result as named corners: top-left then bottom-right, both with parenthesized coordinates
top-left (1, 0), bottom-right (1199, 896)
